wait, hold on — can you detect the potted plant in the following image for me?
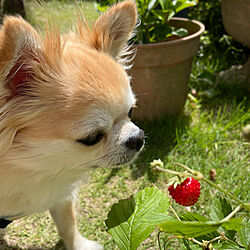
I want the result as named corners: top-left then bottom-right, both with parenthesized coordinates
top-left (97, 0), bottom-right (205, 120)
top-left (217, 0), bottom-right (250, 92)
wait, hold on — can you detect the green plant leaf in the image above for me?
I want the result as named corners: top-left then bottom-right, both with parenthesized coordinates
top-left (180, 212), bottom-right (221, 241)
top-left (209, 198), bottom-right (241, 240)
top-left (222, 218), bottom-right (243, 231)
top-left (149, 24), bottom-right (173, 43)
top-left (212, 242), bottom-right (243, 249)
top-left (210, 198), bottom-right (232, 221)
top-left (159, 220), bottom-right (224, 237)
top-left (147, 0), bottom-right (158, 12)
top-left (238, 218), bottom-right (250, 249)
top-left (159, 217), bottom-right (242, 238)
top-left (171, 28), bottom-right (188, 37)
top-left (143, 212), bottom-right (175, 224)
top-left (173, 0), bottom-right (197, 13)
top-left (105, 187), bottom-right (169, 250)
top-left (181, 212), bottom-right (208, 222)
top-left (151, 9), bottom-right (169, 22)
top-left (158, 0), bottom-right (171, 11)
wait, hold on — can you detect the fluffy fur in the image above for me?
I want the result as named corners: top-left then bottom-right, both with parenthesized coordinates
top-left (0, 2), bottom-right (143, 249)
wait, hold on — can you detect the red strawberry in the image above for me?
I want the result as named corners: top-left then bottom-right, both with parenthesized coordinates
top-left (168, 177), bottom-right (201, 206)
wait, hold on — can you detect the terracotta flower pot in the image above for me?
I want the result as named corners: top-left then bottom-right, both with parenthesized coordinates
top-left (218, 0), bottom-right (250, 91)
top-left (130, 18), bottom-right (205, 121)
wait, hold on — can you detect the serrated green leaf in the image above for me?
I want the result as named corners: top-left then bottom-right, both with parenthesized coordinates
top-left (238, 218), bottom-right (250, 249)
top-left (212, 242), bottom-right (243, 249)
top-left (222, 218), bottom-right (243, 231)
top-left (159, 220), bottom-right (223, 237)
top-left (105, 187), bottom-right (170, 250)
top-left (181, 212), bottom-right (208, 222)
top-left (209, 198), bottom-right (241, 240)
top-left (159, 216), bottom-right (243, 239)
top-left (210, 198), bottom-right (232, 221)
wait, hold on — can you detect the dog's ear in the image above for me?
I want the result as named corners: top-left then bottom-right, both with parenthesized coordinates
top-left (0, 16), bottom-right (40, 97)
top-left (90, 1), bottom-right (137, 59)
top-left (0, 16), bottom-right (41, 155)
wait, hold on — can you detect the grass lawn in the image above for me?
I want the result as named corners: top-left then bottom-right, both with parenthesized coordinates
top-left (1, 1), bottom-right (249, 249)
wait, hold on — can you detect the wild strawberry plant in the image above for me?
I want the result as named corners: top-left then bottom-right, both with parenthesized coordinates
top-left (105, 160), bottom-right (250, 249)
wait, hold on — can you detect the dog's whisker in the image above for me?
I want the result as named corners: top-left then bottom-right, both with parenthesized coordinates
top-left (99, 154), bottom-right (114, 179)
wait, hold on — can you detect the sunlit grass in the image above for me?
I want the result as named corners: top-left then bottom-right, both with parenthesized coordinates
top-left (26, 0), bottom-right (99, 32)
top-left (1, 1), bottom-right (249, 249)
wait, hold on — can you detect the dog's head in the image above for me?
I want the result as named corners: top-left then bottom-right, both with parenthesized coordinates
top-left (0, 1), bottom-right (144, 172)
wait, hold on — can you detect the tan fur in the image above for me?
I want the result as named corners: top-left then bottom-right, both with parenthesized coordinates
top-left (0, 2), bottom-right (140, 250)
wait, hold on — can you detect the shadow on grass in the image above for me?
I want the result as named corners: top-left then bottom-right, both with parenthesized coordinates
top-left (199, 80), bottom-right (250, 113)
top-left (132, 114), bottom-right (191, 180)
top-left (104, 113), bottom-right (191, 184)
top-left (104, 81), bottom-right (249, 184)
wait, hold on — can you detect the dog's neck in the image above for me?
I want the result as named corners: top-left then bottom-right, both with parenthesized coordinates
top-left (0, 139), bottom-right (94, 218)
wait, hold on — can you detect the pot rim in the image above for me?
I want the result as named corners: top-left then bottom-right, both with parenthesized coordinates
top-left (134, 17), bottom-right (205, 48)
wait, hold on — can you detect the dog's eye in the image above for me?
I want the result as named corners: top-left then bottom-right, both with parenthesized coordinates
top-left (128, 107), bottom-right (133, 119)
top-left (76, 132), bottom-right (105, 146)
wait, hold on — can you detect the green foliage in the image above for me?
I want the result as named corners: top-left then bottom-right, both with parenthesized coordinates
top-left (106, 186), bottom-right (246, 249)
top-left (209, 197), bottom-right (233, 221)
top-left (188, 0), bottom-right (249, 67)
top-left (181, 212), bottom-right (208, 222)
top-left (159, 220), bottom-right (229, 238)
top-left (105, 187), bottom-right (169, 250)
top-left (238, 218), bottom-right (250, 249)
top-left (96, 0), bottom-right (197, 43)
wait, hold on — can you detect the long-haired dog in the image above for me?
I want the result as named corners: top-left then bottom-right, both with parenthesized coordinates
top-left (0, 1), bottom-right (144, 249)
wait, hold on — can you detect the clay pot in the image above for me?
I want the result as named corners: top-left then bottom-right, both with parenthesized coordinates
top-left (130, 18), bottom-right (205, 121)
top-left (218, 0), bottom-right (250, 91)
top-left (221, 0), bottom-right (250, 48)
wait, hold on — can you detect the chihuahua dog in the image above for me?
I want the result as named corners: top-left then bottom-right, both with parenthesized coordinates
top-left (0, 1), bottom-right (144, 249)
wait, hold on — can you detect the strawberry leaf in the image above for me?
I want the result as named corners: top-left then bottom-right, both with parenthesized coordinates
top-left (238, 218), bottom-right (250, 249)
top-left (209, 198), bottom-right (241, 240)
top-left (105, 187), bottom-right (169, 250)
top-left (212, 242), bottom-right (243, 249)
top-left (159, 220), bottom-right (223, 237)
top-left (209, 197), bottom-right (232, 221)
top-left (158, 218), bottom-right (242, 238)
top-left (222, 218), bottom-right (243, 231)
top-left (181, 212), bottom-right (208, 222)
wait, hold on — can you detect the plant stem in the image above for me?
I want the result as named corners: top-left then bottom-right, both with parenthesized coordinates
top-left (153, 165), bottom-right (187, 177)
top-left (202, 178), bottom-right (250, 211)
top-left (170, 205), bottom-right (181, 221)
top-left (174, 162), bottom-right (204, 179)
top-left (221, 205), bottom-right (242, 222)
top-left (153, 162), bottom-right (250, 211)
top-left (189, 238), bottom-right (203, 246)
top-left (157, 231), bottom-right (163, 250)
top-left (218, 230), bottom-right (243, 247)
top-left (208, 236), bottom-right (222, 244)
top-left (174, 162), bottom-right (196, 174)
top-left (166, 235), bottom-right (203, 247)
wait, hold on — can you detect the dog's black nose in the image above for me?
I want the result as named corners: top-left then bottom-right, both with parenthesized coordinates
top-left (125, 129), bottom-right (144, 151)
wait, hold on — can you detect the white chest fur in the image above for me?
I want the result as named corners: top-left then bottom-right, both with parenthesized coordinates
top-left (0, 139), bottom-right (97, 219)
